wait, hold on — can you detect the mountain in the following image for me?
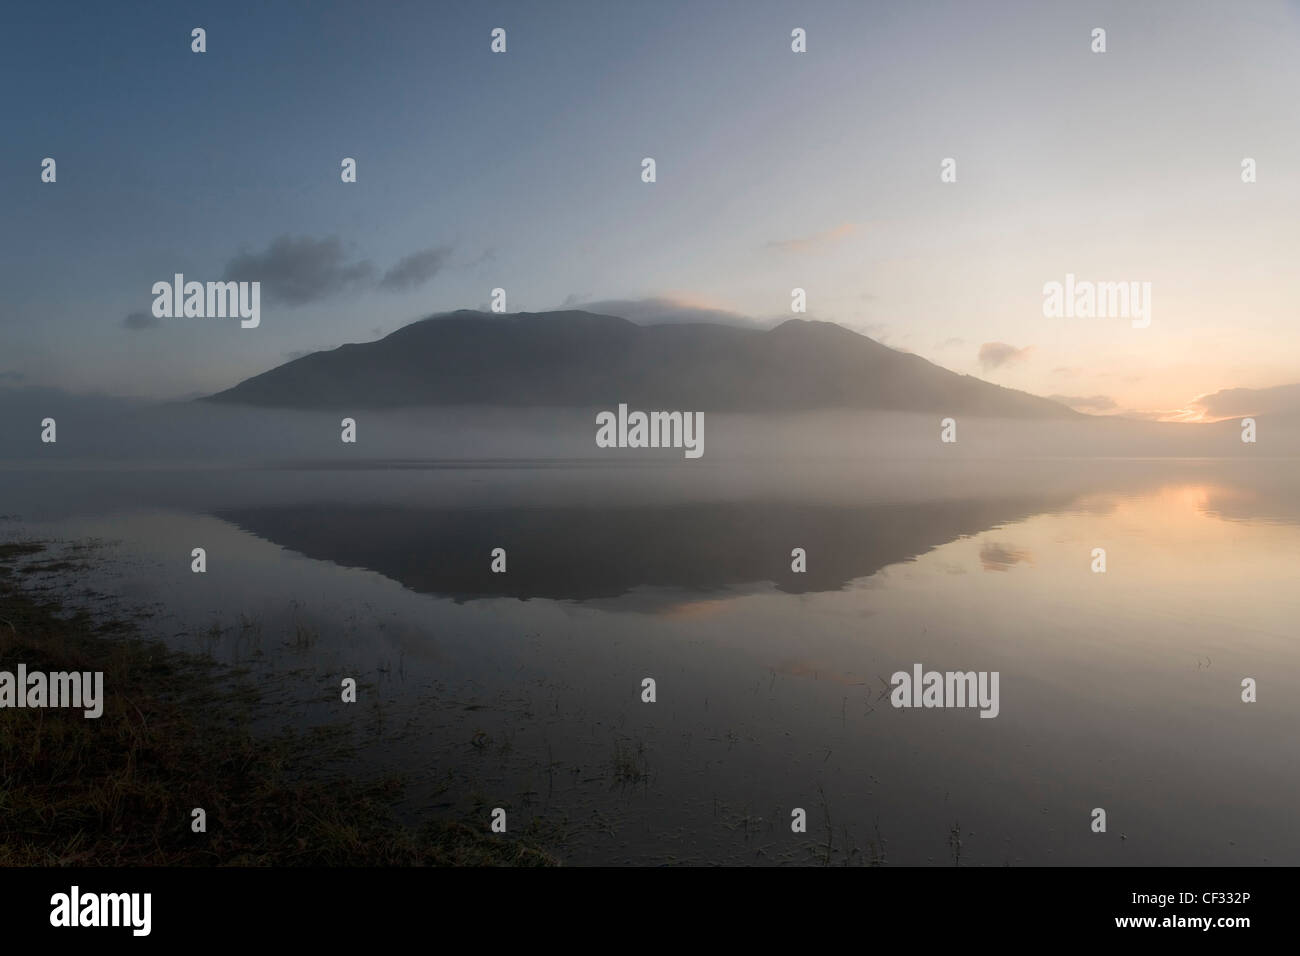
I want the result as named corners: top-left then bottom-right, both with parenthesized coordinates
top-left (203, 309), bottom-right (1079, 417)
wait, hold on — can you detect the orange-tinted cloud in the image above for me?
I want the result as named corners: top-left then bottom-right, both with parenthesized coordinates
top-left (765, 222), bottom-right (862, 254)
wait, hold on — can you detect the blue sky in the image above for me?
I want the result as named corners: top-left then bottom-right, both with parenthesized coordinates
top-left (3, 0), bottom-right (1299, 416)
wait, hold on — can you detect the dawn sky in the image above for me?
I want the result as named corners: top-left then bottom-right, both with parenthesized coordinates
top-left (3, 0), bottom-right (1299, 418)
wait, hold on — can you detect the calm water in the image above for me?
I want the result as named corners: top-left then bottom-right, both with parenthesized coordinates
top-left (2, 456), bottom-right (1298, 865)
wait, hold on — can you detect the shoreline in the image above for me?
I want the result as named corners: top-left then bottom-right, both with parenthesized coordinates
top-left (0, 540), bottom-right (555, 867)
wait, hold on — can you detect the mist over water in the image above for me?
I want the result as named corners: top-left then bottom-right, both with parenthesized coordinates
top-left (1, 395), bottom-right (1294, 465)
top-left (2, 413), bottom-right (1297, 865)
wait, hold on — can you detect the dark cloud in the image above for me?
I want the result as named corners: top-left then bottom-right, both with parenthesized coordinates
top-left (978, 341), bottom-right (1033, 370)
top-left (223, 236), bottom-right (375, 306)
top-left (378, 247), bottom-right (451, 292)
top-left (220, 237), bottom-right (456, 305)
top-left (123, 311), bottom-right (161, 331)
top-left (463, 247), bottom-right (497, 268)
top-left (1049, 394), bottom-right (1118, 413)
top-left (0, 369), bottom-right (24, 382)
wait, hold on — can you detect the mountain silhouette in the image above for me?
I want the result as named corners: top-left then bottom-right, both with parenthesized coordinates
top-left (205, 309), bottom-right (1078, 416)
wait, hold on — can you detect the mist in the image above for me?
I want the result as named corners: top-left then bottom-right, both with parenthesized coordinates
top-left (2, 388), bottom-right (1290, 467)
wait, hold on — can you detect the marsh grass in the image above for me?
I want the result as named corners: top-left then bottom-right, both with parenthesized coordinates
top-left (611, 736), bottom-right (649, 788)
top-left (0, 540), bottom-right (554, 867)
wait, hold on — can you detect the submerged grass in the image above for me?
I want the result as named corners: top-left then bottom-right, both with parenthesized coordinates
top-left (0, 540), bottom-right (555, 866)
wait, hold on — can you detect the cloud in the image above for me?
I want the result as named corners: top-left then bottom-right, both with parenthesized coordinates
top-left (223, 236), bottom-right (375, 305)
top-left (1125, 408), bottom-right (1184, 422)
top-left (935, 337), bottom-right (965, 350)
top-left (220, 237), bottom-right (456, 305)
top-left (765, 222), bottom-right (861, 254)
top-left (567, 295), bottom-right (773, 328)
top-left (463, 247), bottom-right (497, 268)
top-left (1183, 383), bottom-right (1300, 421)
top-left (1049, 394), bottom-right (1118, 413)
top-left (122, 311), bottom-right (161, 331)
top-left (978, 341), bottom-right (1033, 370)
top-left (0, 369), bottom-right (24, 383)
top-left (378, 246), bottom-right (451, 292)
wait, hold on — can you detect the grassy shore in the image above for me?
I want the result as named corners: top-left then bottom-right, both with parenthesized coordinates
top-left (0, 540), bottom-right (554, 866)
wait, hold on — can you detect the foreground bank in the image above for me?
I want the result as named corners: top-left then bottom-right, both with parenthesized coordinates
top-left (0, 540), bottom-right (554, 867)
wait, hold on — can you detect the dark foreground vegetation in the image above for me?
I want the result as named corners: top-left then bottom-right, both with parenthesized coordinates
top-left (0, 541), bottom-right (554, 866)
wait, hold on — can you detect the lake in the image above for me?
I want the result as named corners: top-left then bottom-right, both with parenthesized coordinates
top-left (2, 453), bottom-right (1297, 865)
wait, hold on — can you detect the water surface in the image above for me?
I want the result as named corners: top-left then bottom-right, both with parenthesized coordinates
top-left (2, 456), bottom-right (1296, 865)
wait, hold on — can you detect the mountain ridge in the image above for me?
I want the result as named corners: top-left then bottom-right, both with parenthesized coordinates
top-left (203, 309), bottom-right (1080, 417)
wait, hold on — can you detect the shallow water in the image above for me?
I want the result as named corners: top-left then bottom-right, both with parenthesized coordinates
top-left (2, 456), bottom-right (1297, 865)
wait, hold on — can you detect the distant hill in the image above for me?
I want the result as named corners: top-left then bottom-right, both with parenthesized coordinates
top-left (204, 309), bottom-right (1079, 417)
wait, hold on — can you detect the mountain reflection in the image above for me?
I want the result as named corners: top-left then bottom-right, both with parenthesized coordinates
top-left (217, 494), bottom-right (1079, 602)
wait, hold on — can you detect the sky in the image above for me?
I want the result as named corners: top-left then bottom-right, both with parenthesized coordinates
top-left (2, 0), bottom-right (1299, 419)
